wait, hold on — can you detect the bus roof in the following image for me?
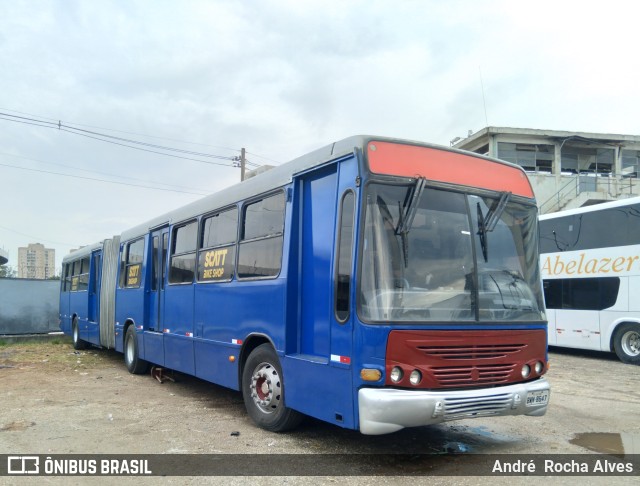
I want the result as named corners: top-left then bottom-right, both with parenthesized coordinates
top-left (111, 135), bottom-right (530, 243)
top-left (539, 195), bottom-right (640, 221)
top-left (62, 240), bottom-right (105, 264)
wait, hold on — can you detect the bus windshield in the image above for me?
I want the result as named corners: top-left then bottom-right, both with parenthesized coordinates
top-left (359, 183), bottom-right (545, 323)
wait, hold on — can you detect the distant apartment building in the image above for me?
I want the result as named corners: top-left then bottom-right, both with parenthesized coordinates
top-left (453, 127), bottom-right (640, 214)
top-left (18, 243), bottom-right (56, 279)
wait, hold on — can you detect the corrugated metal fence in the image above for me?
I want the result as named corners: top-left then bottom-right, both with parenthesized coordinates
top-left (0, 278), bottom-right (60, 334)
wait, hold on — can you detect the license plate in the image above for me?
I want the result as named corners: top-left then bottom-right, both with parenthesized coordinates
top-left (526, 390), bottom-right (549, 407)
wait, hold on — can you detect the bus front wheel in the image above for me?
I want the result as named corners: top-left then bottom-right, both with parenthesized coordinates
top-left (124, 326), bottom-right (149, 374)
top-left (72, 318), bottom-right (86, 350)
top-left (242, 344), bottom-right (303, 432)
top-left (613, 323), bottom-right (640, 365)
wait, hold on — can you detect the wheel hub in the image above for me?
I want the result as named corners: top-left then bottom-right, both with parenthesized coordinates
top-left (622, 330), bottom-right (640, 357)
top-left (250, 362), bottom-right (281, 413)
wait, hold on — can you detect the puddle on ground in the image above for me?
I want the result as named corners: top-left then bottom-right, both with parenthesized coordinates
top-left (571, 432), bottom-right (640, 455)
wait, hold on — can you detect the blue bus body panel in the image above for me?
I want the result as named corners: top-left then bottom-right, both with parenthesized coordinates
top-left (143, 332), bottom-right (165, 367)
top-left (115, 287), bottom-right (146, 352)
top-left (162, 284), bottom-right (195, 374)
top-left (194, 340), bottom-right (239, 390)
top-left (194, 279), bottom-right (286, 390)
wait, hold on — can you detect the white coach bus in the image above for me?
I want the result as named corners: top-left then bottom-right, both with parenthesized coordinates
top-left (539, 197), bottom-right (640, 365)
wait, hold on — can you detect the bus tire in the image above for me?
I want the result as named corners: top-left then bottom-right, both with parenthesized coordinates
top-left (124, 326), bottom-right (149, 374)
top-left (72, 318), bottom-right (86, 350)
top-left (613, 323), bottom-right (640, 365)
top-left (242, 344), bottom-right (303, 432)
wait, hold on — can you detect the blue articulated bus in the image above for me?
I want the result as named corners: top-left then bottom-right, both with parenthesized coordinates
top-left (59, 135), bottom-right (550, 434)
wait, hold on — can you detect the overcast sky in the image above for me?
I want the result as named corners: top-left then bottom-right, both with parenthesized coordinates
top-left (1, 0), bottom-right (639, 273)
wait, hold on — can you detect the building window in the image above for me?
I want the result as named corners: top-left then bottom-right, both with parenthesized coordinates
top-left (560, 146), bottom-right (614, 176)
top-left (237, 192), bottom-right (285, 279)
top-left (621, 149), bottom-right (639, 178)
top-left (497, 143), bottom-right (553, 173)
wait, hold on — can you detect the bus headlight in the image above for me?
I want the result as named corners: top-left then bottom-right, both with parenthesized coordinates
top-left (521, 364), bottom-right (531, 379)
top-left (390, 366), bottom-right (403, 383)
top-left (409, 370), bottom-right (422, 386)
top-left (535, 361), bottom-right (544, 374)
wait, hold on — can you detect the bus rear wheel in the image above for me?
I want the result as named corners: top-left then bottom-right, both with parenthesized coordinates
top-left (613, 323), bottom-right (640, 365)
top-left (242, 344), bottom-right (303, 432)
top-left (124, 326), bottom-right (149, 374)
top-left (72, 318), bottom-right (86, 350)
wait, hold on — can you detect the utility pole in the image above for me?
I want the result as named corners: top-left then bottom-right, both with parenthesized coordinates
top-left (240, 147), bottom-right (246, 181)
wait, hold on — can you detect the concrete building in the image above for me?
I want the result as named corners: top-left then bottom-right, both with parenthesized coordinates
top-left (17, 243), bottom-right (56, 279)
top-left (453, 127), bottom-right (640, 214)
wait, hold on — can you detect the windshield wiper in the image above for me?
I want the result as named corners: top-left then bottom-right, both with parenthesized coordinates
top-left (477, 191), bottom-right (511, 262)
top-left (396, 178), bottom-right (426, 266)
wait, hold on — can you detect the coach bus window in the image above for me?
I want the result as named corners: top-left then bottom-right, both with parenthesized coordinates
top-left (543, 277), bottom-right (620, 311)
top-left (540, 206), bottom-right (639, 253)
top-left (359, 184), bottom-right (544, 323)
top-left (335, 191), bottom-right (355, 322)
top-left (169, 221), bottom-right (197, 284)
top-left (124, 239), bottom-right (144, 288)
top-left (238, 193), bottom-right (285, 279)
top-left (198, 207), bottom-right (238, 282)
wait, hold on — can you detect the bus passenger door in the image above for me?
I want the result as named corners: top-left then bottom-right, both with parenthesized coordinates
top-left (285, 156), bottom-right (357, 429)
top-left (87, 250), bottom-right (102, 345)
top-left (145, 227), bottom-right (168, 366)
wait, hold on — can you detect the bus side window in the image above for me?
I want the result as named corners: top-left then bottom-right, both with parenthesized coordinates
top-left (237, 192), bottom-right (285, 279)
top-left (169, 221), bottom-right (197, 284)
top-left (63, 263), bottom-right (71, 292)
top-left (335, 191), bottom-right (355, 322)
top-left (198, 207), bottom-right (238, 282)
top-left (123, 239), bottom-right (144, 288)
top-left (71, 260), bottom-right (80, 292)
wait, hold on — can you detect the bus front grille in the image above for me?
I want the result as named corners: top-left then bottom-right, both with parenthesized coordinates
top-left (417, 344), bottom-right (526, 360)
top-left (432, 364), bottom-right (516, 387)
top-left (443, 393), bottom-right (512, 420)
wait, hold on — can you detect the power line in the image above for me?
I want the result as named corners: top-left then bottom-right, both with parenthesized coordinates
top-left (0, 108), bottom-right (268, 168)
top-left (0, 107), bottom-right (242, 153)
top-left (0, 224), bottom-right (77, 247)
top-left (0, 161), bottom-right (207, 196)
top-left (0, 151), bottom-right (211, 194)
top-left (0, 112), bottom-right (259, 169)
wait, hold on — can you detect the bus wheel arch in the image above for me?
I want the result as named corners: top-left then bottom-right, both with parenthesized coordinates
top-left (240, 342), bottom-right (303, 432)
top-left (612, 322), bottom-right (640, 365)
top-left (71, 315), bottom-right (86, 350)
top-left (123, 321), bottom-right (149, 374)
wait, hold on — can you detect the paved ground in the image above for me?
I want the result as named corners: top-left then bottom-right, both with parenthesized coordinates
top-left (0, 339), bottom-right (638, 484)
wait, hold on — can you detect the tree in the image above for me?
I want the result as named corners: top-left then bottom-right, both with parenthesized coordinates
top-left (0, 265), bottom-right (17, 278)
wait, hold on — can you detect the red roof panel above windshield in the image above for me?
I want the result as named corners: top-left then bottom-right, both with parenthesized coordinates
top-left (367, 141), bottom-right (534, 199)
